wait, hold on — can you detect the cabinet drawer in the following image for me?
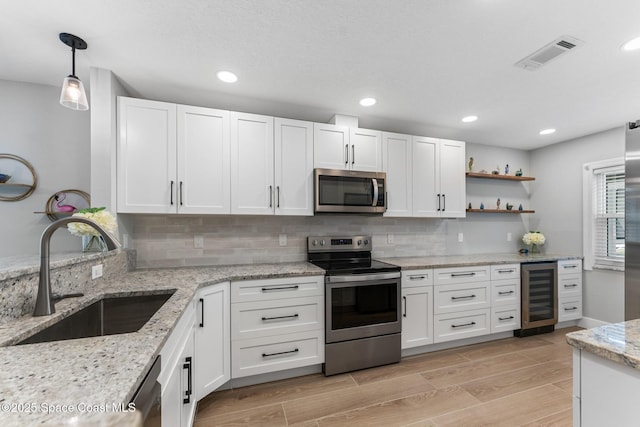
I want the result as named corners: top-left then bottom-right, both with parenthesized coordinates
top-left (434, 309), bottom-right (490, 343)
top-left (558, 259), bottom-right (582, 275)
top-left (434, 265), bottom-right (490, 285)
top-left (559, 297), bottom-right (582, 321)
top-left (402, 269), bottom-right (434, 288)
top-left (232, 296), bottom-right (323, 340)
top-left (231, 330), bottom-right (324, 378)
top-left (491, 306), bottom-right (521, 333)
top-left (559, 275), bottom-right (582, 298)
top-left (231, 276), bottom-right (324, 303)
top-left (490, 264), bottom-right (520, 280)
top-left (434, 282), bottom-right (490, 314)
top-left (491, 279), bottom-right (520, 306)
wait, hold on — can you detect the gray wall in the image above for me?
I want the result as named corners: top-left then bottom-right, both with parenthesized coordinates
top-left (530, 126), bottom-right (625, 323)
top-left (0, 79), bottom-right (91, 256)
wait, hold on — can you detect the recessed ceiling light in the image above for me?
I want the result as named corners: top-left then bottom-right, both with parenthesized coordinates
top-left (217, 71), bottom-right (238, 83)
top-left (359, 97), bottom-right (376, 107)
top-left (539, 128), bottom-right (556, 135)
top-left (622, 36), bottom-right (640, 51)
top-left (462, 115), bottom-right (478, 123)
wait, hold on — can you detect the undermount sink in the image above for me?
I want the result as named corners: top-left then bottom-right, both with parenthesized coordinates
top-left (17, 292), bottom-right (175, 345)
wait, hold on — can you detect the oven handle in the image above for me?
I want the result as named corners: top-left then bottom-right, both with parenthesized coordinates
top-left (326, 271), bottom-right (401, 283)
top-left (372, 178), bottom-right (379, 207)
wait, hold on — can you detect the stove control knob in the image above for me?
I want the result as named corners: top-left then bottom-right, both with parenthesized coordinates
top-left (312, 239), bottom-right (318, 246)
top-left (320, 240), bottom-right (325, 246)
top-left (364, 239), bottom-right (369, 245)
top-left (357, 240), bottom-right (362, 246)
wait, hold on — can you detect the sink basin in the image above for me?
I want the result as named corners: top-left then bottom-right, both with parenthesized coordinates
top-left (18, 292), bottom-right (175, 345)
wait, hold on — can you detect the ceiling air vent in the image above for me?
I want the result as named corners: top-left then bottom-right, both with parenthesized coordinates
top-left (515, 35), bottom-right (584, 71)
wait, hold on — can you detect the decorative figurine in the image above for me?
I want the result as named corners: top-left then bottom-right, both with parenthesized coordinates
top-left (496, 197), bottom-right (501, 209)
top-left (518, 204), bottom-right (523, 211)
top-left (468, 157), bottom-right (474, 172)
top-left (505, 164), bottom-right (509, 175)
top-left (468, 202), bottom-right (472, 209)
top-left (515, 168), bottom-right (523, 177)
top-left (492, 166), bottom-right (500, 175)
top-left (506, 203), bottom-right (513, 210)
top-left (54, 192), bottom-right (77, 213)
top-left (480, 202), bottom-right (485, 210)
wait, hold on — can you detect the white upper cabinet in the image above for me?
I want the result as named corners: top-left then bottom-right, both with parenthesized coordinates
top-left (177, 105), bottom-right (230, 214)
top-left (382, 132), bottom-right (413, 217)
top-left (117, 97), bottom-right (177, 213)
top-left (230, 112), bottom-right (275, 214)
top-left (274, 118), bottom-right (314, 216)
top-left (314, 123), bottom-right (382, 171)
top-left (117, 97), bottom-right (231, 214)
top-left (413, 136), bottom-right (466, 218)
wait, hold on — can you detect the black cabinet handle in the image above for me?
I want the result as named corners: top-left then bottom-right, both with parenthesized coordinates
top-left (183, 356), bottom-right (192, 404)
top-left (564, 284), bottom-right (578, 288)
top-left (498, 316), bottom-right (515, 321)
top-left (403, 296), bottom-right (407, 318)
top-left (451, 272), bottom-right (476, 277)
top-left (442, 193), bottom-right (446, 211)
top-left (497, 269), bottom-right (515, 273)
top-left (451, 294), bottom-right (476, 300)
top-left (409, 276), bottom-right (426, 280)
top-left (437, 194), bottom-right (441, 211)
top-left (199, 298), bottom-right (204, 328)
top-left (564, 307), bottom-right (578, 311)
top-left (498, 290), bottom-right (515, 295)
top-left (261, 285), bottom-right (299, 292)
top-left (179, 181), bottom-right (183, 206)
top-left (261, 314), bottom-right (299, 321)
top-left (452, 321), bottom-right (476, 328)
top-left (170, 181), bottom-right (174, 205)
top-left (262, 348), bottom-right (299, 358)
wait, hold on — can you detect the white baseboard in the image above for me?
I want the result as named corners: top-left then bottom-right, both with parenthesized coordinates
top-left (578, 317), bottom-right (610, 329)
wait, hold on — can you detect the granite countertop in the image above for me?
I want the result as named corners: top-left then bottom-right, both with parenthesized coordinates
top-left (379, 252), bottom-right (581, 269)
top-left (566, 320), bottom-right (640, 370)
top-left (0, 261), bottom-right (324, 426)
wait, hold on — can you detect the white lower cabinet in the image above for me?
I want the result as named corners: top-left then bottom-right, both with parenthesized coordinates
top-left (161, 305), bottom-right (196, 427)
top-left (231, 276), bottom-right (325, 379)
top-left (490, 264), bottom-right (521, 333)
top-left (401, 269), bottom-right (434, 349)
top-left (194, 282), bottom-right (230, 400)
top-left (434, 309), bottom-right (490, 343)
top-left (558, 259), bottom-right (583, 322)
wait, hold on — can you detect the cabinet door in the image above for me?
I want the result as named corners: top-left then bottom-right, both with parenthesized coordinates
top-left (274, 118), bottom-right (314, 216)
top-left (180, 328), bottom-right (196, 427)
top-left (412, 136), bottom-right (440, 217)
top-left (401, 286), bottom-right (434, 349)
top-left (350, 128), bottom-right (382, 171)
top-left (383, 132), bottom-right (413, 217)
top-left (439, 139), bottom-right (466, 218)
top-left (117, 97), bottom-right (177, 213)
top-left (177, 105), bottom-right (230, 214)
top-left (230, 112), bottom-right (274, 214)
top-left (195, 282), bottom-right (230, 400)
top-left (313, 123), bottom-right (349, 170)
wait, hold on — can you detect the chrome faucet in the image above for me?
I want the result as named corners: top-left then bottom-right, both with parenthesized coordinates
top-left (33, 217), bottom-right (122, 316)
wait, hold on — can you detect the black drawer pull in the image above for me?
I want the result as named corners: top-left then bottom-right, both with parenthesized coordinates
top-left (199, 298), bottom-right (204, 327)
top-left (498, 290), bottom-right (514, 295)
top-left (564, 307), bottom-right (578, 311)
top-left (451, 294), bottom-right (476, 300)
top-left (451, 272), bottom-right (476, 277)
top-left (563, 265), bottom-right (578, 269)
top-left (262, 348), bottom-right (299, 358)
top-left (499, 316), bottom-right (515, 321)
top-left (564, 284), bottom-right (578, 288)
top-left (452, 321), bottom-right (476, 328)
top-left (182, 356), bottom-right (192, 404)
top-left (261, 285), bottom-right (299, 292)
top-left (261, 314), bottom-right (299, 321)
top-left (409, 275), bottom-right (426, 280)
top-left (497, 269), bottom-right (515, 273)
top-left (403, 296), bottom-right (407, 317)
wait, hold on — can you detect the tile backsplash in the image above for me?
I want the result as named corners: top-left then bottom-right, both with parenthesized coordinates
top-left (131, 215), bottom-right (449, 268)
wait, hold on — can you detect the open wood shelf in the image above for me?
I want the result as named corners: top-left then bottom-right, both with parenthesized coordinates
top-left (467, 208), bottom-right (535, 214)
top-left (466, 172), bottom-right (535, 181)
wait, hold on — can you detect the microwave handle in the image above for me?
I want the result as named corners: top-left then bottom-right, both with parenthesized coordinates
top-left (372, 178), bottom-right (379, 206)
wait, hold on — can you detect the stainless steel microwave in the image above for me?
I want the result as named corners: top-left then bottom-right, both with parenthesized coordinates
top-left (314, 168), bottom-right (386, 214)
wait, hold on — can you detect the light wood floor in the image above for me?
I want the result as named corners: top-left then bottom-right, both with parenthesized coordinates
top-left (195, 326), bottom-right (580, 427)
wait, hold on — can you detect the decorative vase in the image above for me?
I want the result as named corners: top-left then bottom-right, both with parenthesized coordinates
top-left (529, 244), bottom-right (541, 254)
top-left (82, 235), bottom-right (107, 252)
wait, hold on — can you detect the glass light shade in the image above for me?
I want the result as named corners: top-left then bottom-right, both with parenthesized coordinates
top-left (59, 76), bottom-right (89, 111)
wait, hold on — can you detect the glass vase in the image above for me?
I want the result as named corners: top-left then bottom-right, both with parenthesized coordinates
top-left (82, 235), bottom-right (107, 252)
top-left (529, 244), bottom-right (541, 254)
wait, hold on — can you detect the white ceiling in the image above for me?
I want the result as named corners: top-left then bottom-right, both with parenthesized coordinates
top-left (3, 0), bottom-right (640, 150)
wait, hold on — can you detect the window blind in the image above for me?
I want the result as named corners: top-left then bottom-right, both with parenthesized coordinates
top-left (593, 165), bottom-right (625, 270)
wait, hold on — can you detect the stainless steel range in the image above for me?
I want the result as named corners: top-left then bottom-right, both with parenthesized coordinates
top-left (307, 235), bottom-right (401, 376)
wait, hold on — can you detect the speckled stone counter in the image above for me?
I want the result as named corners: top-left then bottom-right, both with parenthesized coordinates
top-left (566, 320), bottom-right (640, 370)
top-left (0, 260), bottom-right (323, 426)
top-left (379, 252), bottom-right (581, 269)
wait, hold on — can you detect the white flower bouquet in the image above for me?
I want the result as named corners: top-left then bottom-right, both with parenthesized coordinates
top-left (67, 207), bottom-right (117, 237)
top-left (522, 231), bottom-right (545, 253)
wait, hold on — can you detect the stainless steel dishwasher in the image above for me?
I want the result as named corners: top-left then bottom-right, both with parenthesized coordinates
top-left (130, 355), bottom-right (162, 426)
top-left (514, 262), bottom-right (558, 337)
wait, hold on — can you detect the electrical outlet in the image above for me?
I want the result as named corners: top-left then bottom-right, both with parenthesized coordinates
top-left (92, 264), bottom-right (103, 279)
top-left (458, 233), bottom-right (464, 243)
top-left (194, 235), bottom-right (204, 249)
top-left (507, 232), bottom-right (512, 242)
top-left (387, 234), bottom-right (394, 244)
top-left (279, 234), bottom-right (287, 246)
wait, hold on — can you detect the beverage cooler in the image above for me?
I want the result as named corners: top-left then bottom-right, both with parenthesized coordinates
top-left (514, 262), bottom-right (558, 337)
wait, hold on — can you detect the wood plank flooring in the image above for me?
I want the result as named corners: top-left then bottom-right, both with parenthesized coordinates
top-left (195, 326), bottom-right (580, 427)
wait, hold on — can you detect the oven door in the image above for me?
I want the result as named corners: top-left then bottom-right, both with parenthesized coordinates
top-left (325, 273), bottom-right (401, 344)
top-left (315, 168), bottom-right (386, 213)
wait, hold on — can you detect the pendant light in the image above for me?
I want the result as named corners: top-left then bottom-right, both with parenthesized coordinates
top-left (59, 33), bottom-right (89, 111)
